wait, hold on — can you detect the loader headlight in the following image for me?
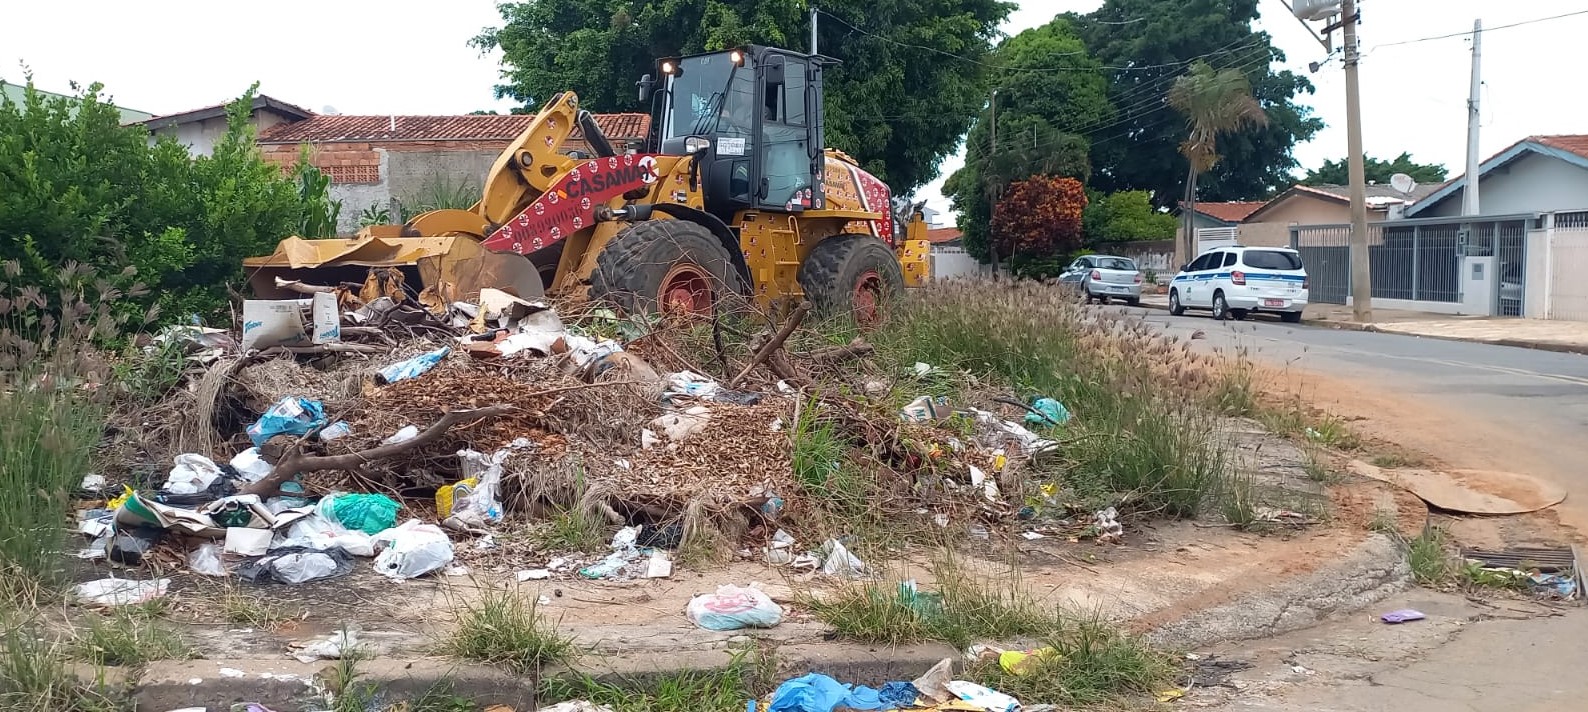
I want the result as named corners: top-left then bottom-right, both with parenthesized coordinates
top-left (661, 59), bottom-right (679, 76)
top-left (685, 137), bottom-right (711, 154)
top-left (729, 49), bottom-right (744, 65)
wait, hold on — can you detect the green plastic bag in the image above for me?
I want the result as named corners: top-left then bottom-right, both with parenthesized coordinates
top-left (327, 493), bottom-right (400, 535)
top-left (1024, 397), bottom-right (1071, 426)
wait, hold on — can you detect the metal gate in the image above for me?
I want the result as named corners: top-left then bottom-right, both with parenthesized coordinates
top-left (1290, 225), bottom-right (1350, 304)
top-left (1291, 216), bottom-right (1530, 314)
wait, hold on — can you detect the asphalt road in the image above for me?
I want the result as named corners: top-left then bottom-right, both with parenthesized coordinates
top-left (1124, 307), bottom-right (1588, 521)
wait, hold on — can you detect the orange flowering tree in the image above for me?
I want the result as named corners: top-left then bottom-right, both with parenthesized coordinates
top-left (990, 175), bottom-right (1087, 262)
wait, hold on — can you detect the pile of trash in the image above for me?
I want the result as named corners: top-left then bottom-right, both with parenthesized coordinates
top-left (80, 266), bottom-right (1104, 599)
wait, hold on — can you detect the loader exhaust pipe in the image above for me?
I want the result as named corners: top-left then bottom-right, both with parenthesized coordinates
top-left (577, 110), bottom-right (619, 157)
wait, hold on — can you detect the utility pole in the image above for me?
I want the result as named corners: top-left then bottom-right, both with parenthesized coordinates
top-left (809, 4), bottom-right (819, 55)
top-left (989, 89), bottom-right (1001, 275)
top-left (1463, 19), bottom-right (1482, 216)
top-left (1341, 0), bottom-right (1372, 322)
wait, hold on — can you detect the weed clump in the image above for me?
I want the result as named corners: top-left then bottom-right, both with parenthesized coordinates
top-left (442, 590), bottom-right (575, 673)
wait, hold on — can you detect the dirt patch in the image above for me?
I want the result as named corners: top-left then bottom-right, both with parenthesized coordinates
top-left (1249, 364), bottom-right (1579, 546)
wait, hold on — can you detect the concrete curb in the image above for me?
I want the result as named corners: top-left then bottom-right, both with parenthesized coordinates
top-left (131, 644), bottom-right (962, 712)
top-left (1141, 532), bottom-right (1410, 650)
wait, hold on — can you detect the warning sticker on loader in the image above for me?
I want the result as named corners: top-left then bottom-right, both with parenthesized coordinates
top-left (482, 154), bottom-right (662, 256)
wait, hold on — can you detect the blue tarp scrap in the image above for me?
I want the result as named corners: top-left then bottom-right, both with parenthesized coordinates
top-left (767, 673), bottom-right (886, 712)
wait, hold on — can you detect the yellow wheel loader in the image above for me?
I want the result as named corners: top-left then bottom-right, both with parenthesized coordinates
top-left (245, 45), bottom-right (931, 322)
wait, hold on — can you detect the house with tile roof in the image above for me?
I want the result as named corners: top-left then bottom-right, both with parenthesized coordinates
top-left (1404, 135), bottom-right (1588, 219)
top-left (1234, 182), bottom-right (1438, 248)
top-left (253, 111), bottom-right (651, 235)
top-left (135, 94), bottom-right (315, 156)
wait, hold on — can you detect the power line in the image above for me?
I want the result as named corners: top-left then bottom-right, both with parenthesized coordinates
top-left (1371, 8), bottom-right (1588, 49)
top-left (819, 9), bottom-right (1274, 74)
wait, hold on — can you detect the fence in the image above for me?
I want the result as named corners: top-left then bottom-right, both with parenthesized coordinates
top-left (1548, 212), bottom-right (1588, 321)
top-left (1292, 216), bottom-right (1529, 314)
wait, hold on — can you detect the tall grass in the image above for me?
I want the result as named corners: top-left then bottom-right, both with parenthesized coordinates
top-left (868, 281), bottom-right (1231, 517)
top-left (442, 589), bottom-right (576, 673)
top-left (0, 261), bottom-right (138, 598)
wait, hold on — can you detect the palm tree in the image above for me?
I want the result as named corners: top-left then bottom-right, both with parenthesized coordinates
top-left (1167, 61), bottom-right (1268, 266)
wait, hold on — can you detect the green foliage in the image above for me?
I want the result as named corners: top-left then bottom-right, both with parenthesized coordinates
top-left (399, 172), bottom-right (481, 220)
top-left (967, 616), bottom-right (1176, 706)
top-left (473, 0), bottom-right (1013, 192)
top-left (1084, 190), bottom-right (1177, 243)
top-left (1302, 152), bottom-right (1448, 186)
top-left (868, 281), bottom-right (1229, 519)
top-left (945, 18), bottom-right (1111, 261)
top-left (1168, 60), bottom-right (1268, 256)
top-left (443, 590), bottom-right (576, 673)
top-left (0, 612), bottom-right (127, 712)
top-left (1407, 526), bottom-right (1455, 585)
top-left (1073, 0), bottom-right (1324, 204)
top-left (358, 203), bottom-right (392, 227)
top-left (73, 607), bottom-right (195, 667)
top-left (805, 553), bottom-right (1071, 648)
top-left (0, 263), bottom-right (124, 598)
top-left (539, 657), bottom-right (756, 712)
top-left (293, 145), bottom-right (342, 238)
top-left (0, 77), bottom-right (332, 320)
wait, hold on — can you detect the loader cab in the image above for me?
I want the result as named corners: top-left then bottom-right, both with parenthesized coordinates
top-left (642, 45), bottom-right (828, 221)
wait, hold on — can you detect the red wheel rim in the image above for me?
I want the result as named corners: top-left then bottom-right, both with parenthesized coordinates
top-left (852, 269), bottom-right (884, 325)
top-left (659, 264), bottom-right (714, 315)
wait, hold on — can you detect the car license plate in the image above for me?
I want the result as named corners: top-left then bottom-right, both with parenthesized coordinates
top-left (1263, 299), bottom-right (1284, 307)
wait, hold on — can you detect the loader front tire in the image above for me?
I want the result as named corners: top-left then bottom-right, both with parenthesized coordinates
top-left (589, 219), bottom-right (744, 316)
top-left (798, 234), bottom-right (905, 326)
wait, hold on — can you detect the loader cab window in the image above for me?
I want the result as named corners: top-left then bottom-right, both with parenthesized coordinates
top-left (758, 53), bottom-right (815, 211)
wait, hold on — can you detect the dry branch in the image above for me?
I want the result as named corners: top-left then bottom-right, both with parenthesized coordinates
top-left (729, 301), bottom-right (810, 387)
top-left (245, 405), bottom-right (516, 496)
top-left (802, 338), bottom-right (876, 365)
top-left (257, 343), bottom-right (389, 356)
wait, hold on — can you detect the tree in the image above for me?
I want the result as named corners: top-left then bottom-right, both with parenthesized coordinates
top-left (1302, 152), bottom-right (1448, 186)
top-left (1071, 0), bottom-right (1323, 205)
top-left (991, 175), bottom-right (1087, 269)
top-left (942, 18), bottom-right (1113, 263)
top-left (1167, 60), bottom-right (1267, 264)
top-left (0, 78), bottom-right (330, 321)
top-left (472, 0), bottom-right (1012, 193)
top-left (1084, 190), bottom-right (1177, 243)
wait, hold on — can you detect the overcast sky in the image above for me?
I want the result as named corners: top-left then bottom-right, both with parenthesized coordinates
top-left (9, 1), bottom-right (1588, 219)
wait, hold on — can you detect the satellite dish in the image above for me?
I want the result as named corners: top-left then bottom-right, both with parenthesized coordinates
top-left (321, 105), bottom-right (340, 115)
top-left (1390, 173), bottom-right (1417, 195)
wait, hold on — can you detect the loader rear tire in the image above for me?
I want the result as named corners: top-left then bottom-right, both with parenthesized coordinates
top-left (589, 219), bottom-right (745, 316)
top-left (798, 234), bottom-right (905, 326)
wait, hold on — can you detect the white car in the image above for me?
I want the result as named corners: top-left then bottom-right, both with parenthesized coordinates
top-left (1168, 245), bottom-right (1308, 323)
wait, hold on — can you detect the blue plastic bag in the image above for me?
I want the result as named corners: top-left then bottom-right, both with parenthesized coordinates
top-left (1024, 397), bottom-right (1071, 426)
top-left (768, 674), bottom-right (885, 712)
top-left (246, 397), bottom-right (328, 446)
top-left (377, 347), bottom-right (450, 384)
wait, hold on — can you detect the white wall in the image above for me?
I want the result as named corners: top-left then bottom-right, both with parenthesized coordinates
top-left (149, 108), bottom-right (299, 156)
top-left (1419, 152), bottom-right (1588, 218)
top-left (931, 246), bottom-right (981, 280)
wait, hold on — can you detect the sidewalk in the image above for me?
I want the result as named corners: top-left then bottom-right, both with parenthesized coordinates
top-left (1136, 292), bottom-right (1588, 356)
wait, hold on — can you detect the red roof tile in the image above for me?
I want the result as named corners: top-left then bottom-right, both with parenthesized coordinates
top-left (1193, 201), bottom-right (1267, 223)
top-left (1533, 135), bottom-right (1588, 160)
top-left (257, 113), bottom-right (651, 144)
top-left (925, 227), bottom-right (962, 244)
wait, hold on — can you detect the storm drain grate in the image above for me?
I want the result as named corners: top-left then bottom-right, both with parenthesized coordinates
top-left (1461, 547), bottom-right (1576, 571)
top-left (1461, 546), bottom-right (1584, 603)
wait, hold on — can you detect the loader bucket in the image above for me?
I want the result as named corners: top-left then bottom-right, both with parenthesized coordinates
top-left (244, 234), bottom-right (544, 304)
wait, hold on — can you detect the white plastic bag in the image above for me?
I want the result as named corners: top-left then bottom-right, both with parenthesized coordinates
top-left (271, 551), bottom-right (343, 584)
top-left (820, 539), bottom-right (866, 578)
top-left (686, 584), bottom-right (784, 631)
top-left (373, 519), bottom-right (454, 579)
top-left (188, 543), bottom-right (226, 576)
top-left (944, 681), bottom-right (1020, 712)
top-left (164, 454), bottom-right (222, 495)
top-left (275, 513), bottom-right (375, 557)
top-left (73, 578), bottom-right (170, 607)
top-left (229, 448), bottom-right (274, 483)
